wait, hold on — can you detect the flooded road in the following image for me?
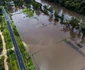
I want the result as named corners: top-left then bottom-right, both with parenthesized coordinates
top-left (11, 0), bottom-right (85, 70)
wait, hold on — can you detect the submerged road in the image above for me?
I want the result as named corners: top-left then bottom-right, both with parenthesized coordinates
top-left (2, 8), bottom-right (26, 70)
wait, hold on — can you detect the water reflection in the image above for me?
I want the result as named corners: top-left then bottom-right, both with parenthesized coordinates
top-left (35, 10), bottom-right (41, 16)
top-left (48, 13), bottom-right (53, 22)
top-left (11, 0), bottom-right (85, 47)
top-left (61, 20), bottom-right (85, 46)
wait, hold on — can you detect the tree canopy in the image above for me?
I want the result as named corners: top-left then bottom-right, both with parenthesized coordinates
top-left (46, 0), bottom-right (85, 15)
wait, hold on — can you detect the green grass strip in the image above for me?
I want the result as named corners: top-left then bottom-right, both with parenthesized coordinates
top-left (11, 21), bottom-right (35, 70)
top-left (1, 17), bottom-right (18, 70)
top-left (22, 9), bottom-right (33, 17)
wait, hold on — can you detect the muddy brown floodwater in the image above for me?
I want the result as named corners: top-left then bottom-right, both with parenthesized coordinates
top-left (11, 0), bottom-right (85, 70)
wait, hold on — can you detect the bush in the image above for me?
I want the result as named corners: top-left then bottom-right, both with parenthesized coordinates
top-left (0, 35), bottom-right (3, 54)
top-left (0, 56), bottom-right (5, 70)
top-left (7, 50), bottom-right (18, 70)
top-left (32, 1), bottom-right (42, 10)
top-left (0, 7), bottom-right (2, 16)
top-left (54, 11), bottom-right (59, 21)
top-left (60, 13), bottom-right (64, 24)
top-left (69, 17), bottom-right (80, 30)
top-left (48, 6), bottom-right (53, 13)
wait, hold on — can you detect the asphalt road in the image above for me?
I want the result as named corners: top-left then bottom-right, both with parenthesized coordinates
top-left (2, 8), bottom-right (26, 70)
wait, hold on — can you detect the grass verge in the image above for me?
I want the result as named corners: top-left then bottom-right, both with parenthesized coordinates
top-left (0, 17), bottom-right (18, 70)
top-left (11, 21), bottom-right (36, 70)
top-left (7, 49), bottom-right (18, 70)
